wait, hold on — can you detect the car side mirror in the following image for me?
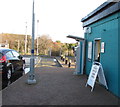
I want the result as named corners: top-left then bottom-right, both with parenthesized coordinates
top-left (18, 55), bottom-right (23, 59)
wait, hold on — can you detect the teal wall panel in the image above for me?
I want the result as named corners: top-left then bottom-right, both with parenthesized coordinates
top-left (118, 12), bottom-right (120, 98)
top-left (80, 42), bottom-right (82, 73)
top-left (85, 12), bottom-right (119, 97)
top-left (100, 19), bottom-right (118, 97)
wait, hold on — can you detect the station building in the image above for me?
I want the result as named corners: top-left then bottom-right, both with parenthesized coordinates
top-left (82, 1), bottom-right (120, 97)
top-left (68, 1), bottom-right (120, 98)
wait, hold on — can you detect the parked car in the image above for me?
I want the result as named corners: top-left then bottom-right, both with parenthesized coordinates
top-left (0, 48), bottom-right (25, 80)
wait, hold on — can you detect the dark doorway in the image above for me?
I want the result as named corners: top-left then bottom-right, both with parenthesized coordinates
top-left (94, 39), bottom-right (101, 62)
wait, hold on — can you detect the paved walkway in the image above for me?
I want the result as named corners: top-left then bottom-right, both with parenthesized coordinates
top-left (55, 56), bottom-right (75, 68)
top-left (2, 67), bottom-right (119, 106)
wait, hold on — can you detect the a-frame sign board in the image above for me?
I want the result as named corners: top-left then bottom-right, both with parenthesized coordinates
top-left (86, 61), bottom-right (108, 92)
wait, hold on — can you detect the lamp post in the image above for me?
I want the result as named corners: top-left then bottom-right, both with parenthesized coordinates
top-left (27, 0), bottom-right (36, 84)
top-left (37, 20), bottom-right (39, 56)
top-left (60, 47), bottom-right (62, 56)
top-left (25, 22), bottom-right (27, 54)
top-left (17, 40), bottom-right (20, 52)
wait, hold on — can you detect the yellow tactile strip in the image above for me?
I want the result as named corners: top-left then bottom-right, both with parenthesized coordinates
top-left (57, 59), bottom-right (75, 68)
top-left (36, 57), bottom-right (57, 67)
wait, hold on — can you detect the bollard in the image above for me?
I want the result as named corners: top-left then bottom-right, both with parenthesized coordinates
top-left (65, 57), bottom-right (68, 64)
top-left (63, 56), bottom-right (65, 61)
top-left (65, 60), bottom-right (67, 64)
top-left (68, 59), bottom-right (71, 67)
top-left (61, 55), bottom-right (63, 60)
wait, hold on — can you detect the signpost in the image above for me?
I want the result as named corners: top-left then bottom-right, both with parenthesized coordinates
top-left (86, 61), bottom-right (108, 92)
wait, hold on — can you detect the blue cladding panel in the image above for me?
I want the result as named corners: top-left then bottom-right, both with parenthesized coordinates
top-left (80, 41), bottom-right (85, 74)
top-left (118, 12), bottom-right (120, 98)
top-left (85, 12), bottom-right (119, 97)
top-left (100, 18), bottom-right (118, 97)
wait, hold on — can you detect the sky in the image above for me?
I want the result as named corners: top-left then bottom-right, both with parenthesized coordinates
top-left (0, 0), bottom-right (107, 43)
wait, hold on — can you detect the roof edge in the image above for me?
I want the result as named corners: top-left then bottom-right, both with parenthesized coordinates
top-left (81, 1), bottom-right (114, 22)
top-left (67, 35), bottom-right (85, 41)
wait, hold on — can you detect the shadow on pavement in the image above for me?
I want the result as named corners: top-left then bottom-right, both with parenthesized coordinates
top-left (2, 71), bottom-right (23, 90)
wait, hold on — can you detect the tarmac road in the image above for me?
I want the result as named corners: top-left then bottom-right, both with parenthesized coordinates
top-left (2, 67), bottom-right (119, 105)
top-left (1, 56), bottom-right (119, 106)
top-left (38, 56), bottom-right (62, 68)
top-left (1, 56), bottom-right (61, 90)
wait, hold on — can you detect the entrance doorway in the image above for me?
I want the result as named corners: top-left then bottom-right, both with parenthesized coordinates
top-left (94, 39), bottom-right (101, 62)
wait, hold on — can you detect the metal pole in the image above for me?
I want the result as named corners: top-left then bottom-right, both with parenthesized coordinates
top-left (25, 22), bottom-right (27, 54)
top-left (59, 47), bottom-right (62, 56)
top-left (49, 48), bottom-right (51, 56)
top-left (18, 40), bottom-right (20, 52)
top-left (27, 0), bottom-right (36, 84)
top-left (37, 20), bottom-right (39, 56)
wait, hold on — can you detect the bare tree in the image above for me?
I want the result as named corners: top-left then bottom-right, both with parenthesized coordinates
top-left (36, 34), bottom-right (53, 55)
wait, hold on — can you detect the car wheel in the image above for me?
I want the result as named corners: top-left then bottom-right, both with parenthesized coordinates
top-left (7, 68), bottom-right (12, 80)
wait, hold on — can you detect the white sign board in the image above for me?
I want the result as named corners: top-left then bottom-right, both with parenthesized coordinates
top-left (88, 42), bottom-right (92, 59)
top-left (86, 62), bottom-right (108, 92)
top-left (101, 42), bottom-right (105, 53)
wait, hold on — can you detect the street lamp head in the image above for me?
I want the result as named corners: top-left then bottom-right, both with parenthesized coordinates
top-left (37, 20), bottom-right (39, 23)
